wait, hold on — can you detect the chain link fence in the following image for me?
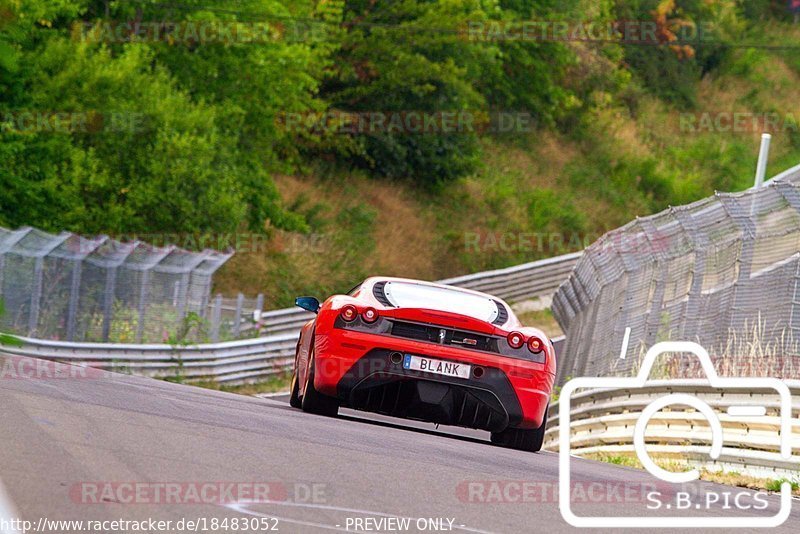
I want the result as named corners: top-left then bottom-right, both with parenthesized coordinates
top-left (0, 227), bottom-right (232, 343)
top-left (552, 167), bottom-right (800, 385)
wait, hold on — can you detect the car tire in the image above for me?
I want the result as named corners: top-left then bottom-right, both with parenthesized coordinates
top-left (288, 370), bottom-right (302, 409)
top-left (491, 404), bottom-right (548, 452)
top-left (301, 349), bottom-right (339, 417)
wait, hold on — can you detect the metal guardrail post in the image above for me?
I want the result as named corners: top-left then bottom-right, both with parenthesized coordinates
top-left (754, 133), bottom-right (771, 189)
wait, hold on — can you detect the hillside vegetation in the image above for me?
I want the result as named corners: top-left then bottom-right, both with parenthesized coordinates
top-left (3, 1), bottom-right (800, 307)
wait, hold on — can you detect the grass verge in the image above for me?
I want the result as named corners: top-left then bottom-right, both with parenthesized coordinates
top-left (516, 307), bottom-right (563, 338)
top-left (189, 373), bottom-right (293, 396)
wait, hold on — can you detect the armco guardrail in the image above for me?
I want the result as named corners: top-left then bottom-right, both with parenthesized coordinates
top-left (1, 252), bottom-right (578, 384)
top-left (0, 334), bottom-right (298, 384)
top-left (543, 380), bottom-right (800, 479)
top-left (256, 251), bottom-right (582, 337)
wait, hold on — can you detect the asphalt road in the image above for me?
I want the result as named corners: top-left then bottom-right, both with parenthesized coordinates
top-left (1, 355), bottom-right (798, 534)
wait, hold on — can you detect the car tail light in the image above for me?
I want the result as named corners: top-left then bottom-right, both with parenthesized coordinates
top-left (527, 336), bottom-right (544, 354)
top-left (340, 304), bottom-right (358, 322)
top-left (362, 307), bottom-right (379, 323)
top-left (507, 331), bottom-right (525, 349)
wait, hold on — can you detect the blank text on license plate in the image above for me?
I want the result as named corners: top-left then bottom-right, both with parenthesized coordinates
top-left (403, 355), bottom-right (471, 379)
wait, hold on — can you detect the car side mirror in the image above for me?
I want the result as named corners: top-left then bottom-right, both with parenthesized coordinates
top-left (295, 296), bottom-right (321, 314)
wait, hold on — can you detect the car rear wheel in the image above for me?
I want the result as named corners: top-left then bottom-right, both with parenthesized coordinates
top-left (490, 404), bottom-right (548, 452)
top-left (301, 349), bottom-right (339, 417)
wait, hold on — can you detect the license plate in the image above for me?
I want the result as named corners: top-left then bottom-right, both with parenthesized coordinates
top-left (402, 354), bottom-right (471, 379)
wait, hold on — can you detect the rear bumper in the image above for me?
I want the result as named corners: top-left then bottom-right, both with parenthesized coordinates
top-left (313, 329), bottom-right (553, 430)
top-left (337, 349), bottom-right (522, 432)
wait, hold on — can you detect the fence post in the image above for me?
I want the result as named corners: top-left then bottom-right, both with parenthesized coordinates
top-left (561, 249), bottom-right (606, 379)
top-left (66, 258), bottom-right (82, 341)
top-left (638, 220), bottom-right (668, 349)
top-left (28, 257), bottom-right (44, 336)
top-left (175, 273), bottom-right (190, 324)
top-left (102, 267), bottom-right (117, 342)
top-left (672, 208), bottom-right (707, 342)
top-left (233, 293), bottom-right (244, 337)
top-left (256, 293), bottom-right (264, 316)
top-left (210, 294), bottom-right (222, 342)
top-left (199, 293), bottom-right (210, 319)
top-left (136, 269), bottom-right (150, 343)
top-left (718, 194), bottom-right (757, 337)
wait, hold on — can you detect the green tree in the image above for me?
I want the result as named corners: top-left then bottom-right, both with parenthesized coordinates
top-left (1, 0), bottom-right (315, 235)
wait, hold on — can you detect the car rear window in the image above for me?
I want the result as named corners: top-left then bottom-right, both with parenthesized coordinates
top-left (382, 281), bottom-right (500, 323)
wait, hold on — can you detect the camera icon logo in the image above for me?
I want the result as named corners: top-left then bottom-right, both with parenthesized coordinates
top-left (558, 341), bottom-right (794, 529)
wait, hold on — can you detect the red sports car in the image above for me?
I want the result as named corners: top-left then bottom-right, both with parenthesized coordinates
top-left (288, 277), bottom-right (556, 452)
